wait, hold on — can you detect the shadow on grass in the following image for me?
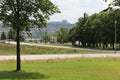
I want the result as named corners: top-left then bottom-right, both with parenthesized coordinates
top-left (0, 70), bottom-right (49, 80)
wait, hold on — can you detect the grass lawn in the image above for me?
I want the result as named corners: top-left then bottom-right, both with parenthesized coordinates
top-left (0, 43), bottom-right (110, 55)
top-left (0, 58), bottom-right (120, 80)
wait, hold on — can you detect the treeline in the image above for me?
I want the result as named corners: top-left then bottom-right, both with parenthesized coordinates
top-left (68, 9), bottom-right (120, 49)
top-left (0, 29), bottom-right (24, 41)
top-left (0, 29), bottom-right (15, 40)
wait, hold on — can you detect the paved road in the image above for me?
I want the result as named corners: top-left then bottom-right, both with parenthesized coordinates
top-left (0, 54), bottom-right (120, 61)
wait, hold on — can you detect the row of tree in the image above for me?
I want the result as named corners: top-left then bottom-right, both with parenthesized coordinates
top-left (0, 29), bottom-right (15, 40)
top-left (68, 8), bottom-right (120, 49)
top-left (56, 0), bottom-right (120, 47)
top-left (0, 29), bottom-right (24, 41)
top-left (2, 9), bottom-right (119, 50)
top-left (41, 28), bottom-right (69, 44)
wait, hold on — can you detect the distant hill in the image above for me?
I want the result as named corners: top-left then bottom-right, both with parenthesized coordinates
top-left (0, 20), bottom-right (74, 39)
top-left (27, 20), bottom-right (74, 39)
top-left (0, 20), bottom-right (74, 31)
top-left (48, 20), bottom-right (73, 27)
top-left (46, 20), bottom-right (74, 34)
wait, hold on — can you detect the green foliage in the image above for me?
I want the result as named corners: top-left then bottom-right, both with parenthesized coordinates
top-left (8, 29), bottom-right (16, 40)
top-left (68, 27), bottom-right (77, 45)
top-left (42, 33), bottom-right (52, 43)
top-left (110, 0), bottom-right (120, 7)
top-left (57, 27), bottom-right (69, 44)
top-left (0, 0), bottom-right (60, 31)
top-left (104, 0), bottom-right (107, 2)
top-left (0, 31), bottom-right (6, 40)
top-left (105, 0), bottom-right (120, 7)
top-left (69, 9), bottom-right (120, 49)
top-left (69, 13), bottom-right (89, 46)
top-left (19, 34), bottom-right (25, 42)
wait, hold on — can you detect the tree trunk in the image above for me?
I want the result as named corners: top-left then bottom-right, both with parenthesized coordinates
top-left (16, 0), bottom-right (21, 71)
top-left (112, 42), bottom-right (115, 50)
top-left (16, 27), bottom-right (21, 71)
top-left (103, 43), bottom-right (105, 49)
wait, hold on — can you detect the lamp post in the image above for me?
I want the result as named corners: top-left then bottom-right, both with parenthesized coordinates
top-left (114, 20), bottom-right (117, 54)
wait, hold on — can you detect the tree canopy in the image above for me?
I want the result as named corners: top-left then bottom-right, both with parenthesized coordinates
top-left (69, 9), bottom-right (120, 49)
top-left (0, 0), bottom-right (60, 31)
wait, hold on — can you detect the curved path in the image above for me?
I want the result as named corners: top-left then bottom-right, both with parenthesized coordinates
top-left (0, 54), bottom-right (120, 61)
top-left (5, 41), bottom-right (120, 53)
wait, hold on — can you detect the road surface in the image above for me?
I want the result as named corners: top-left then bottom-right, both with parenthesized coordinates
top-left (0, 54), bottom-right (120, 61)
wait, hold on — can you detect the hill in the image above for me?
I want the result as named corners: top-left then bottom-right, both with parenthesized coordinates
top-left (0, 20), bottom-right (74, 40)
top-left (48, 20), bottom-right (74, 31)
top-left (28, 20), bottom-right (74, 40)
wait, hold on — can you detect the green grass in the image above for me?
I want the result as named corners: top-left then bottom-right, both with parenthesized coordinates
top-left (1, 58), bottom-right (120, 80)
top-left (0, 43), bottom-right (110, 55)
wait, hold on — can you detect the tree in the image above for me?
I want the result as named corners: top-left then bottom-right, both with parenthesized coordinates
top-left (69, 9), bottom-right (120, 49)
top-left (69, 13), bottom-right (89, 47)
top-left (104, 0), bottom-right (120, 7)
top-left (68, 27), bottom-right (77, 45)
top-left (0, 0), bottom-right (60, 71)
top-left (104, 0), bottom-right (120, 49)
top-left (84, 13), bottom-right (100, 47)
top-left (109, 0), bottom-right (120, 7)
top-left (8, 29), bottom-right (16, 40)
top-left (57, 27), bottom-right (69, 44)
top-left (76, 13), bottom-right (89, 47)
top-left (42, 32), bottom-right (51, 43)
top-left (1, 31), bottom-right (6, 40)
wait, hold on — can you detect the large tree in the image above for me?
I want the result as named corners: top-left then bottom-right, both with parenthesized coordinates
top-left (0, 0), bottom-right (60, 71)
top-left (69, 13), bottom-right (89, 47)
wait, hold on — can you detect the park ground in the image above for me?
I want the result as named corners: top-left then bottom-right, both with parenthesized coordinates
top-left (1, 58), bottom-right (120, 80)
top-left (0, 42), bottom-right (120, 80)
top-left (0, 42), bottom-right (116, 55)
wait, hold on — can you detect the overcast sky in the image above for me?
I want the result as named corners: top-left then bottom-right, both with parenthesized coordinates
top-left (49, 0), bottom-right (113, 23)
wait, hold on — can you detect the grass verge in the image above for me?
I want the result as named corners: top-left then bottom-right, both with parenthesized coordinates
top-left (0, 43), bottom-right (110, 55)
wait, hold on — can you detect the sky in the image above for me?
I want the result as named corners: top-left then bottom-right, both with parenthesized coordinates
top-left (49, 0), bottom-right (113, 23)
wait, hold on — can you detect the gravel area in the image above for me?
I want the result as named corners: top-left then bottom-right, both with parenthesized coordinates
top-left (0, 54), bottom-right (120, 61)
